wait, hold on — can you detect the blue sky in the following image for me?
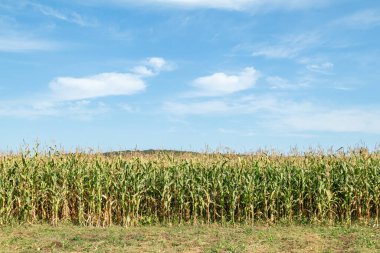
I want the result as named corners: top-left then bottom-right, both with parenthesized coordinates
top-left (1, 0), bottom-right (380, 152)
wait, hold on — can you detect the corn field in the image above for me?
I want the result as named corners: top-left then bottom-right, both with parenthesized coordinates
top-left (0, 147), bottom-right (379, 226)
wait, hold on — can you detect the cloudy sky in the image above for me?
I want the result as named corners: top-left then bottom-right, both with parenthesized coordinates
top-left (1, 0), bottom-right (379, 152)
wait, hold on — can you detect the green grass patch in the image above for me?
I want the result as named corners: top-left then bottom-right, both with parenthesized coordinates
top-left (0, 224), bottom-right (379, 252)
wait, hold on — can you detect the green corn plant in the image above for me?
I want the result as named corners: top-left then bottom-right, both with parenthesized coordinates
top-left (0, 146), bottom-right (379, 226)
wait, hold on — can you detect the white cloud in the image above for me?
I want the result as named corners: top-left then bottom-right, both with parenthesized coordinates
top-left (131, 66), bottom-right (155, 77)
top-left (332, 10), bottom-right (380, 29)
top-left (191, 67), bottom-right (259, 96)
top-left (3, 56), bottom-right (171, 118)
top-left (147, 57), bottom-right (175, 72)
top-left (101, 0), bottom-right (329, 11)
top-left (131, 57), bottom-right (174, 77)
top-left (148, 57), bottom-right (167, 70)
top-left (49, 72), bottom-right (146, 101)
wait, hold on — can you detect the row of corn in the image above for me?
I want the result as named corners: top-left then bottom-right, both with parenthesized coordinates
top-left (0, 148), bottom-right (379, 226)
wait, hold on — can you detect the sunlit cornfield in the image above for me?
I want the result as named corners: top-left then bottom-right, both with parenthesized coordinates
top-left (0, 147), bottom-right (379, 226)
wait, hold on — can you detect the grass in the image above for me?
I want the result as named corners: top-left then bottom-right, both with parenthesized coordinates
top-left (0, 224), bottom-right (379, 252)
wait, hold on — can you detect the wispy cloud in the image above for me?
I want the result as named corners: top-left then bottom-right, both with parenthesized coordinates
top-left (164, 95), bottom-right (280, 115)
top-left (266, 76), bottom-right (309, 89)
top-left (164, 100), bottom-right (233, 115)
top-left (30, 3), bottom-right (97, 27)
top-left (0, 36), bottom-right (57, 52)
top-left (0, 2), bottom-right (15, 11)
top-left (252, 33), bottom-right (320, 59)
top-left (119, 103), bottom-right (139, 113)
top-left (332, 9), bottom-right (380, 29)
top-left (0, 99), bottom-right (108, 119)
top-left (165, 95), bottom-right (380, 134)
top-left (0, 11), bottom-right (59, 52)
top-left (218, 128), bottom-right (255, 137)
top-left (306, 62), bottom-right (334, 74)
top-left (99, 0), bottom-right (329, 11)
top-left (284, 109), bottom-right (380, 133)
top-left (189, 67), bottom-right (260, 96)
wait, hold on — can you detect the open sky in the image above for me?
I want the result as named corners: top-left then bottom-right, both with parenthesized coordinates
top-left (1, 0), bottom-right (380, 152)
